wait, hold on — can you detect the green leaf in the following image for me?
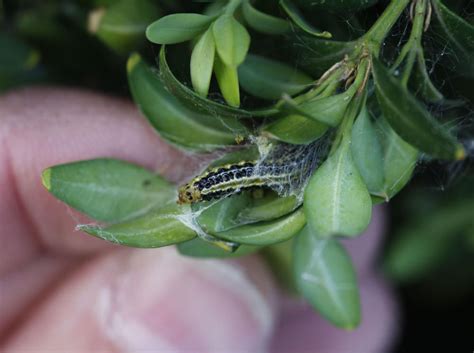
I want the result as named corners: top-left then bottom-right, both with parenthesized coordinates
top-left (371, 195), bottom-right (386, 205)
top-left (293, 0), bottom-right (378, 12)
top-left (262, 239), bottom-right (297, 292)
top-left (190, 28), bottom-right (216, 96)
top-left (351, 107), bottom-right (384, 195)
top-left (16, 8), bottom-right (67, 43)
top-left (212, 15), bottom-right (250, 67)
top-left (385, 199), bottom-right (474, 283)
top-left (0, 33), bottom-right (39, 75)
top-left (192, 191), bottom-right (299, 235)
top-left (214, 56), bottom-right (241, 107)
top-left (41, 159), bottom-right (175, 223)
top-left (242, 1), bottom-right (289, 35)
top-left (410, 50), bottom-right (444, 103)
top-left (204, 0), bottom-right (227, 16)
top-left (193, 192), bottom-right (252, 233)
top-left (304, 138), bottom-right (372, 237)
top-left (280, 84), bottom-right (357, 127)
top-left (298, 91), bottom-right (355, 126)
top-left (262, 113), bottom-right (328, 145)
top-left (279, 0), bottom-right (332, 38)
top-left (0, 34), bottom-right (41, 91)
top-left (238, 54), bottom-right (313, 100)
top-left (237, 193), bottom-right (300, 224)
top-left (432, 0), bottom-right (474, 77)
top-left (376, 118), bottom-right (419, 199)
top-left (294, 226), bottom-right (360, 329)
top-left (372, 56), bottom-right (465, 160)
top-left (177, 238), bottom-right (260, 258)
top-left (159, 46), bottom-right (278, 118)
top-left (128, 53), bottom-right (247, 152)
top-left (96, 0), bottom-right (161, 53)
top-left (79, 205), bottom-right (196, 248)
top-left (216, 208), bottom-right (306, 245)
top-left (289, 35), bottom-right (355, 76)
top-left (146, 13), bottom-right (213, 44)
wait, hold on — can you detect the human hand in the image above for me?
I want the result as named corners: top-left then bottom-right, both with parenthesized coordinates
top-left (0, 87), bottom-right (397, 353)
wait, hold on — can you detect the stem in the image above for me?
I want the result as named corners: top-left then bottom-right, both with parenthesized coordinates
top-left (401, 0), bottom-right (426, 86)
top-left (365, 0), bottom-right (411, 55)
top-left (390, 40), bottom-right (412, 70)
top-left (328, 59), bottom-right (369, 156)
top-left (293, 66), bottom-right (345, 104)
top-left (319, 79), bottom-right (341, 98)
top-left (329, 93), bottom-right (365, 156)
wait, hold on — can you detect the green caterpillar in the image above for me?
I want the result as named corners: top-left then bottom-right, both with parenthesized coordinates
top-left (178, 142), bottom-right (323, 204)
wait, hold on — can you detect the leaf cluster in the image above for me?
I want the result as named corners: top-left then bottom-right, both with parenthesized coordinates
top-left (2, 0), bottom-right (472, 329)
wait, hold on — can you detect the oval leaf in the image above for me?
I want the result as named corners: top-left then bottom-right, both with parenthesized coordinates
top-left (289, 34), bottom-right (355, 76)
top-left (216, 208), bottom-right (306, 245)
top-left (214, 56), bottom-right (241, 107)
top-left (279, 0), bottom-right (332, 38)
top-left (79, 205), bottom-right (196, 248)
top-left (96, 0), bottom-right (161, 53)
top-left (242, 1), bottom-right (289, 35)
top-left (432, 0), bottom-right (474, 77)
top-left (190, 28), bottom-right (216, 96)
top-left (372, 56), bottom-right (464, 160)
top-left (146, 13), bottom-right (213, 44)
top-left (376, 118), bottom-right (419, 199)
top-left (263, 239), bottom-right (297, 292)
top-left (351, 107), bottom-right (384, 195)
top-left (42, 158), bottom-right (175, 223)
top-left (128, 53), bottom-right (247, 151)
top-left (204, 1), bottom-right (227, 16)
top-left (304, 139), bottom-right (372, 237)
top-left (409, 50), bottom-right (444, 103)
top-left (237, 193), bottom-right (300, 224)
top-left (238, 54), bottom-right (313, 100)
top-left (280, 85), bottom-right (356, 127)
top-left (385, 200), bottom-right (474, 283)
top-left (263, 113), bottom-right (328, 145)
top-left (212, 15), bottom-right (250, 67)
top-left (294, 226), bottom-right (360, 329)
top-left (159, 46), bottom-right (278, 118)
top-left (194, 192), bottom-right (252, 233)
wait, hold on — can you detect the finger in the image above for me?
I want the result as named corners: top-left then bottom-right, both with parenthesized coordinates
top-left (0, 87), bottom-right (194, 272)
top-left (2, 248), bottom-right (278, 353)
top-left (270, 274), bottom-right (398, 353)
top-left (0, 255), bottom-right (77, 336)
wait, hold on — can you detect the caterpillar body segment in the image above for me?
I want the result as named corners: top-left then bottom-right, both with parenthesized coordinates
top-left (178, 142), bottom-right (324, 204)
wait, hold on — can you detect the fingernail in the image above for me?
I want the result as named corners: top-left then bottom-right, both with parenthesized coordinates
top-left (96, 248), bottom-right (276, 353)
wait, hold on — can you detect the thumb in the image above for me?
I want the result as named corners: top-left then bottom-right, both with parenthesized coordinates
top-left (0, 86), bottom-right (193, 260)
top-left (3, 248), bottom-right (278, 352)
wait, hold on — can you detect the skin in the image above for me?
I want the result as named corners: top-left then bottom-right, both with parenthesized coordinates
top-left (0, 87), bottom-right (397, 353)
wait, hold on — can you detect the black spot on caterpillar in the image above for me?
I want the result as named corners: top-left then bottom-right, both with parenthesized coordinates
top-left (178, 142), bottom-right (324, 204)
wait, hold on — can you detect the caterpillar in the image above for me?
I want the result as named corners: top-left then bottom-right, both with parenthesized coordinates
top-left (178, 142), bottom-right (323, 204)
